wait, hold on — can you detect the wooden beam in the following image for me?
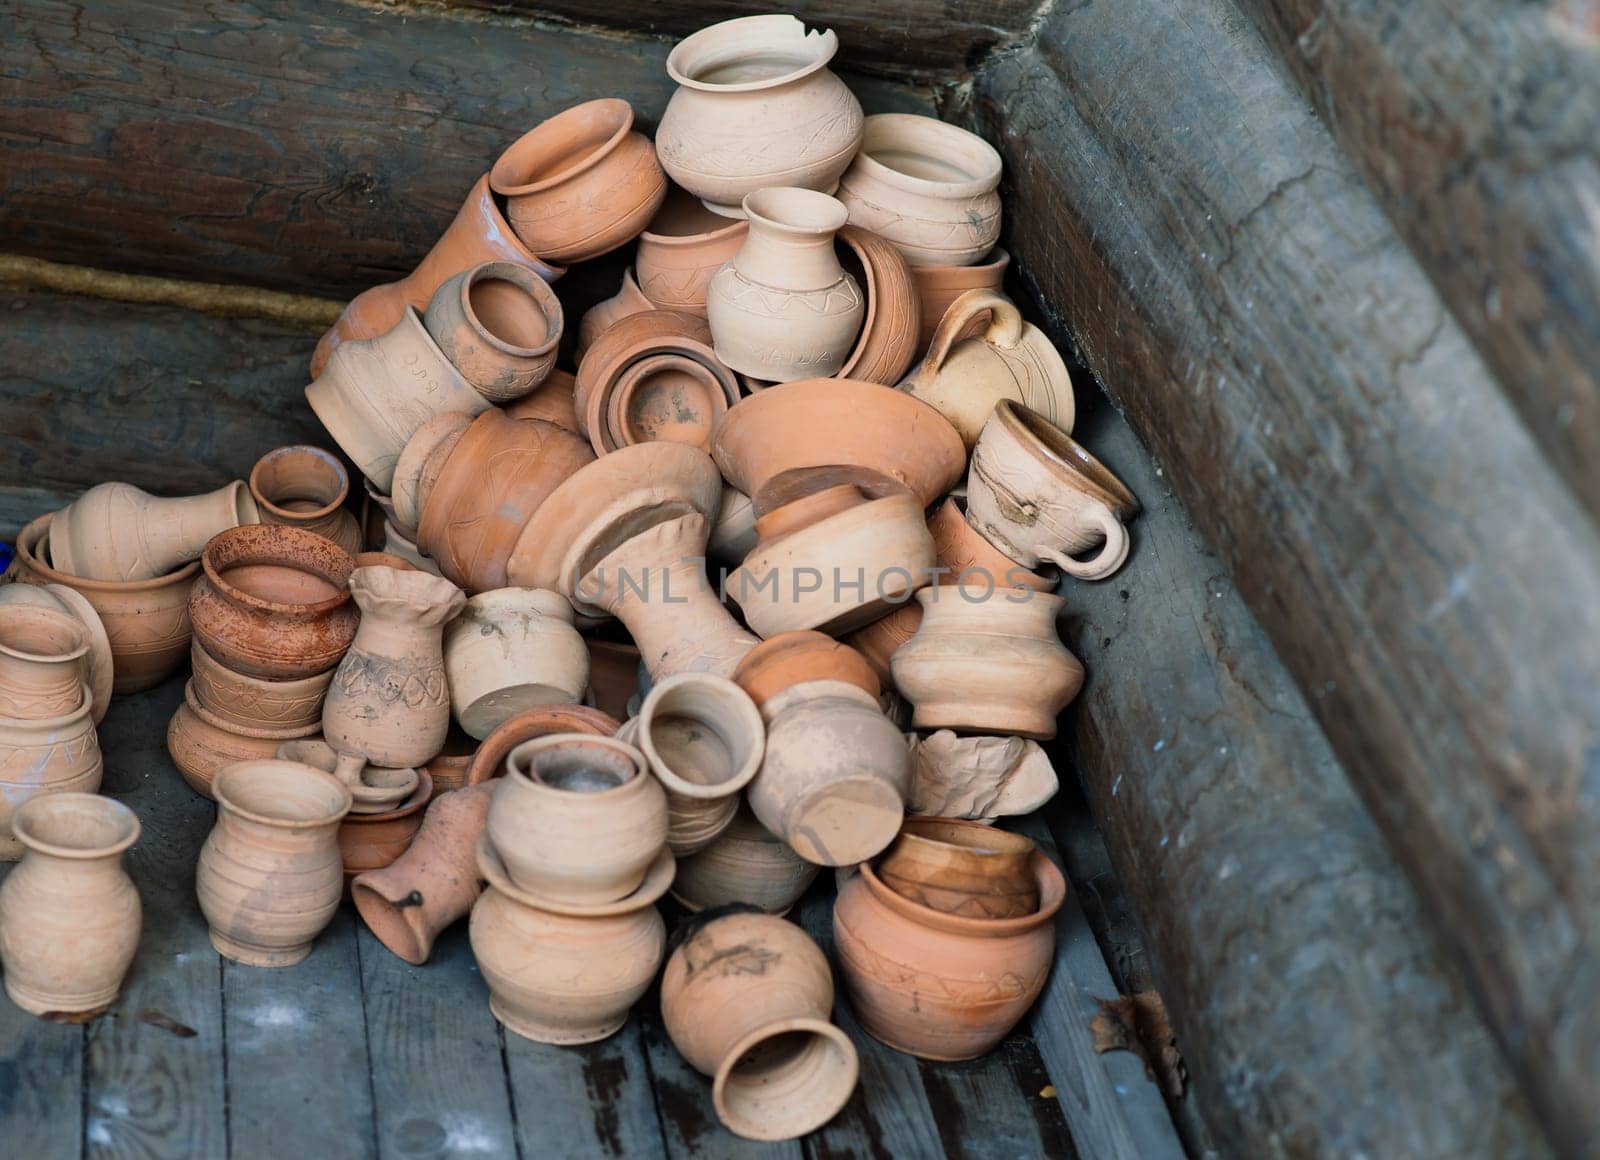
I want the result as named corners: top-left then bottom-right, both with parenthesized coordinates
top-left (965, 0), bottom-right (1600, 1149)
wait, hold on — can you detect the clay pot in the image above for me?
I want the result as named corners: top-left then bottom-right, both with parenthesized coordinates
top-left (0, 687), bottom-right (102, 861)
top-left (0, 604), bottom-right (89, 719)
top-left (465, 703), bottom-right (621, 786)
top-left (584, 640), bottom-right (641, 724)
top-left (504, 368), bottom-right (582, 435)
top-left (833, 852), bottom-right (1064, 1060)
top-left (413, 410), bottom-right (596, 592)
top-left (354, 551), bottom-right (417, 572)
top-left (197, 759), bottom-right (352, 967)
top-left (0, 580), bottom-right (114, 724)
top-left (836, 114), bottom-right (1003, 267)
top-left (656, 15), bottom-right (864, 217)
top-left (909, 731), bottom-right (1059, 821)
top-left (443, 588), bottom-right (588, 739)
top-left (966, 399), bottom-right (1141, 580)
top-left (167, 681), bottom-right (317, 800)
top-left (0, 793), bottom-right (140, 1019)
top-left (712, 378), bottom-right (966, 515)
top-left (891, 588), bottom-right (1081, 739)
top-left (188, 641), bottom-right (331, 733)
top-left (672, 805), bottom-right (819, 914)
top-left (636, 189), bottom-right (749, 316)
top-left (835, 224), bottom-right (921, 385)
top-left (487, 734), bottom-right (667, 904)
top-left (49, 481), bottom-right (258, 584)
top-left (574, 310), bottom-right (740, 455)
top-left (911, 250), bottom-right (1010, 353)
top-left (275, 737), bottom-right (419, 817)
top-left (310, 174), bottom-right (564, 379)
top-left (390, 411), bottom-right (471, 542)
top-left (470, 836), bottom-right (669, 1044)
top-left (899, 290), bottom-right (1075, 449)
top-left (877, 818), bottom-right (1039, 919)
top-left (423, 261), bottom-right (562, 403)
top-left (424, 729), bottom-right (479, 795)
top-left (707, 485), bottom-right (758, 565)
top-left (490, 98), bottom-right (667, 264)
top-left (337, 767), bottom-right (434, 880)
top-left (190, 524), bottom-right (358, 680)
top-left (730, 630), bottom-right (880, 711)
top-left (323, 567), bottom-right (465, 773)
top-left (305, 305), bottom-right (492, 493)
top-left (728, 486), bottom-right (935, 638)
top-left (352, 781), bottom-right (494, 964)
top-left (576, 269), bottom-right (657, 365)
top-left (249, 445), bottom-right (363, 557)
top-left (661, 910), bottom-right (858, 1141)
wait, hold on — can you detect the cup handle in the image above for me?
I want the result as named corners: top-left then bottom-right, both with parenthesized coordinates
top-left (916, 289), bottom-right (1024, 377)
top-left (1044, 506), bottom-right (1130, 581)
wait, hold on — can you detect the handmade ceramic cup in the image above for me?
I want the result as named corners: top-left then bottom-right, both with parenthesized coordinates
top-left (0, 683), bottom-right (102, 860)
top-left (635, 189), bottom-right (749, 316)
top-left (0, 579), bottom-right (114, 723)
top-left (49, 481), bottom-right (259, 584)
top-left (0, 604), bottom-right (89, 719)
top-left (443, 587), bottom-right (588, 739)
top-left (876, 818), bottom-right (1040, 919)
top-left (249, 445), bottom-right (363, 557)
top-left (423, 261), bottom-right (563, 403)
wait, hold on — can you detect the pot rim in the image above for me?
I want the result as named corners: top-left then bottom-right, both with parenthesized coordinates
top-left (337, 767), bottom-right (434, 824)
top-left (212, 759), bottom-right (354, 829)
top-left (911, 584), bottom-right (1066, 618)
top-left (992, 400), bottom-right (1141, 516)
top-left (0, 603), bottom-right (90, 666)
top-left (741, 187), bottom-right (848, 237)
top-left (457, 261), bottom-right (564, 360)
top-left (895, 816), bottom-right (1036, 858)
top-left (201, 524), bottom-right (355, 618)
top-left (607, 353), bottom-right (732, 452)
top-left (640, 196), bottom-right (750, 249)
top-left (490, 98), bottom-right (636, 197)
top-left (910, 247), bottom-right (1012, 282)
top-left (637, 673), bottom-right (764, 799)
top-left (465, 704), bottom-right (621, 784)
top-left (12, 791), bottom-right (140, 861)
top-left (857, 850), bottom-right (1065, 936)
top-left (710, 1016), bottom-right (859, 1142)
top-left (666, 15), bottom-right (838, 94)
top-left (851, 113), bottom-right (1003, 201)
top-left (0, 680), bottom-right (93, 732)
top-left (249, 445), bottom-right (351, 525)
top-left (476, 834), bottom-right (675, 916)
top-left (15, 514), bottom-right (200, 593)
top-left (504, 732), bottom-right (648, 799)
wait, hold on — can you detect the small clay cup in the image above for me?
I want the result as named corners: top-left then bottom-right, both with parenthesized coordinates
top-left (423, 261), bottom-right (563, 403)
top-left (876, 818), bottom-right (1039, 919)
top-left (249, 445), bottom-right (363, 557)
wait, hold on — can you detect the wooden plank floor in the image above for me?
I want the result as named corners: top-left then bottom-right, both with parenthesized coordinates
top-left (0, 675), bottom-right (1079, 1159)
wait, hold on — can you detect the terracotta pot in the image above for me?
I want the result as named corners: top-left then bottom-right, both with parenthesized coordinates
top-left (661, 910), bottom-right (858, 1141)
top-left (423, 261), bottom-right (562, 403)
top-left (389, 411), bottom-right (471, 542)
top-left (909, 731), bottom-right (1059, 821)
top-left (834, 224), bottom-right (921, 385)
top-left (636, 188), bottom-right (749, 316)
top-left (0, 604), bottom-right (89, 719)
top-left (899, 290), bottom-right (1075, 449)
top-left (167, 682), bottom-right (317, 800)
top-left (352, 781), bottom-right (494, 964)
top-left (0, 683), bottom-right (102, 860)
top-left (354, 550), bottom-right (418, 573)
top-left (424, 729), bottom-right (479, 795)
top-left (967, 399), bottom-right (1141, 580)
top-left (490, 98), bottom-right (667, 264)
top-left (833, 853), bottom-right (1064, 1060)
top-left (488, 734), bottom-right (667, 904)
top-left (576, 269), bottom-right (657, 365)
top-left (323, 567), bottom-right (465, 773)
top-left (443, 588), bottom-right (588, 739)
top-left (310, 174), bottom-right (564, 379)
top-left (504, 368), bottom-right (582, 435)
top-left (891, 588), bottom-right (1081, 739)
top-left (465, 703), bottom-right (621, 786)
top-left (249, 445), bottom-right (363, 557)
top-left (0, 580), bottom-right (114, 724)
top-left (877, 818), bottom-right (1038, 919)
top-left (707, 485), bottom-right (757, 565)
top-left (305, 305), bottom-right (492, 493)
top-left (381, 521), bottom-right (443, 576)
top-left (573, 512), bottom-right (759, 680)
top-left (337, 767), bottom-right (434, 880)
top-left (190, 524), bottom-right (358, 680)
top-left (656, 15), bottom-right (863, 217)
top-left (188, 641), bottom-right (331, 734)
top-left (414, 410), bottom-right (596, 592)
top-left (729, 630), bottom-right (880, 710)
top-left (712, 378), bottom-right (965, 515)
top-left (911, 250), bottom-right (1010, 353)
top-left (0, 793), bottom-right (140, 1019)
top-left (49, 481), bottom-right (258, 584)
top-left (728, 486), bottom-right (935, 638)
top-left (197, 759), bottom-right (352, 967)
top-left (672, 805), bottom-right (819, 914)
top-left (470, 836), bottom-right (669, 1044)
top-left (584, 640), bottom-right (641, 723)
top-left (575, 310), bottom-right (740, 455)
top-left (836, 115), bottom-right (1003, 267)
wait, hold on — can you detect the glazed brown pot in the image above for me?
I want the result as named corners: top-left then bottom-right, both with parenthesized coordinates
top-left (671, 805), bottom-right (819, 915)
top-left (249, 445), bottom-right (363, 557)
top-left (876, 818), bottom-right (1039, 919)
top-left (835, 224), bottom-right (920, 385)
top-left (189, 524), bottom-right (358, 680)
top-left (911, 250), bottom-right (1010, 354)
top-left (503, 368), bottom-right (582, 435)
top-left (465, 703), bottom-right (621, 786)
top-left (337, 768), bottom-right (434, 881)
top-left (635, 188), bottom-right (749, 317)
top-left (423, 261), bottom-right (563, 403)
top-left (490, 98), bottom-right (668, 264)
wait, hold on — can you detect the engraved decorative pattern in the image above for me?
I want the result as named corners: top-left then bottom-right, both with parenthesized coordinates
top-left (333, 652), bottom-right (448, 710)
top-left (833, 909), bottom-right (1046, 1005)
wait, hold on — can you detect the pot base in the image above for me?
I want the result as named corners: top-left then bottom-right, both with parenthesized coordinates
top-left (489, 996), bottom-right (624, 1046)
top-left (210, 930), bottom-right (313, 969)
top-left (907, 701), bottom-right (1059, 741)
top-left (459, 683), bottom-right (580, 741)
top-left (4, 979), bottom-right (118, 1020)
top-left (778, 776), bottom-right (904, 867)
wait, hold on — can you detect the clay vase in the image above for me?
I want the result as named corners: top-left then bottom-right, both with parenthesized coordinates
top-left (389, 410), bottom-right (471, 542)
top-left (249, 445), bottom-right (364, 557)
top-left (0, 604), bottom-right (89, 718)
top-left (712, 378), bottom-right (965, 515)
top-left (352, 781), bottom-right (494, 964)
top-left (728, 486), bottom-right (935, 638)
top-left (470, 835), bottom-right (669, 1044)
top-left (835, 224), bottom-right (921, 386)
top-left (911, 250), bottom-right (1010, 353)
top-left (636, 189), bottom-right (749, 316)
top-left (672, 805), bottom-right (819, 914)
top-left (661, 910), bottom-right (858, 1141)
top-left (0, 580), bottom-right (114, 724)
top-left (167, 680), bottom-right (316, 800)
top-left (656, 15), bottom-right (864, 217)
top-left (487, 734), bottom-right (667, 904)
top-left (465, 703), bottom-right (621, 786)
top-left (898, 290), bottom-right (1075, 449)
top-left (908, 731), bottom-right (1059, 821)
top-left (730, 630), bottom-right (880, 710)
top-left (576, 269), bottom-right (657, 364)
top-left (966, 399), bottom-right (1142, 580)
top-left (310, 174), bottom-right (563, 379)
top-left (49, 481), bottom-right (259, 584)
top-left (626, 672), bottom-right (764, 856)
top-left (836, 114), bottom-right (1003, 267)
top-left (876, 819), bottom-right (1039, 919)
top-left (188, 641), bottom-right (331, 734)
top-left (413, 410), bottom-right (596, 592)
top-left (443, 588), bottom-right (588, 739)
top-left (707, 188), bottom-right (864, 383)
top-left (423, 261), bottom-right (562, 403)
top-left (584, 640), bottom-right (642, 723)
top-left (322, 567), bottom-right (465, 773)
top-left (891, 588), bottom-right (1081, 739)
top-left (707, 485), bottom-right (758, 565)
top-left (0, 684), bottom-right (102, 860)
top-left (197, 759), bottom-right (352, 967)
top-left (0, 793), bottom-right (140, 1019)
top-left (336, 766), bottom-right (434, 881)
top-left (833, 852), bottom-right (1064, 1060)
top-left (305, 305), bottom-right (492, 493)
top-left (490, 98), bottom-right (668, 264)
top-left (504, 368), bottom-right (582, 435)
top-left (189, 524), bottom-right (358, 680)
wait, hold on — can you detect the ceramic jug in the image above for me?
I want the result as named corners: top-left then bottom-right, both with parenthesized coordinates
top-left (49, 481), bottom-right (260, 584)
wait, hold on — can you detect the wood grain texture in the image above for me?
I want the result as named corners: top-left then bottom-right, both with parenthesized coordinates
top-left (503, 1020), bottom-right (666, 1158)
top-left (1236, 0), bottom-right (1600, 523)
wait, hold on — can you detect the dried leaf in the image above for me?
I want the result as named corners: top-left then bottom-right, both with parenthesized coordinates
top-left (139, 1008), bottom-right (198, 1038)
top-left (1091, 991), bottom-right (1186, 1098)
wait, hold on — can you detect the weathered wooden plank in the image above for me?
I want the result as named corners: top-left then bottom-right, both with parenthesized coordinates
top-left (503, 1017), bottom-right (665, 1158)
top-left (1237, 0), bottom-right (1600, 524)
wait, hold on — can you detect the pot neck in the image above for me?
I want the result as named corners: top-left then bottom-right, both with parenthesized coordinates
top-left (736, 219), bottom-right (847, 292)
top-left (218, 806), bottom-right (339, 848)
top-left (19, 848), bottom-right (126, 882)
top-left (760, 679), bottom-right (879, 723)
